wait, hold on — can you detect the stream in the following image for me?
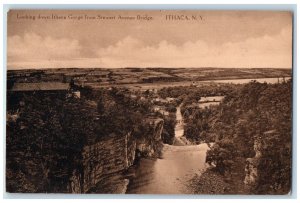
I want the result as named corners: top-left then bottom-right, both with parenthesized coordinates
top-left (126, 105), bottom-right (209, 194)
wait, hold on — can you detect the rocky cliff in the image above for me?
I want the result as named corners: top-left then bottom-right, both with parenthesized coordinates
top-left (244, 137), bottom-right (262, 186)
top-left (244, 130), bottom-right (276, 187)
top-left (136, 118), bottom-right (164, 157)
top-left (68, 117), bottom-right (164, 193)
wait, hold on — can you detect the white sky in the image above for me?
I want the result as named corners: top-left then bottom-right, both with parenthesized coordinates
top-left (7, 10), bottom-right (293, 69)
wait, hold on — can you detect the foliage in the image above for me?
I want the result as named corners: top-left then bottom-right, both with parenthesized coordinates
top-left (158, 84), bottom-right (236, 101)
top-left (206, 80), bottom-right (292, 194)
top-left (6, 95), bottom-right (93, 192)
top-left (206, 139), bottom-right (236, 175)
top-left (161, 113), bottom-right (177, 145)
top-left (6, 87), bottom-right (156, 192)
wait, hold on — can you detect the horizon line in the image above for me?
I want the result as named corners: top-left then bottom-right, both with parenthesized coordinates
top-left (7, 66), bottom-right (293, 71)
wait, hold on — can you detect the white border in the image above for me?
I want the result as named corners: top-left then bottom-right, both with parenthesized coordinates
top-left (1, 1), bottom-right (299, 202)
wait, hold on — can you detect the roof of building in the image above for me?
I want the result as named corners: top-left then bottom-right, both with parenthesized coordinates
top-left (10, 82), bottom-right (70, 92)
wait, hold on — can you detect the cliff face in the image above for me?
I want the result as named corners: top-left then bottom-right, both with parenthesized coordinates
top-left (136, 118), bottom-right (164, 157)
top-left (243, 130), bottom-right (274, 187)
top-left (244, 130), bottom-right (288, 194)
top-left (244, 138), bottom-right (262, 186)
top-left (68, 118), bottom-right (164, 193)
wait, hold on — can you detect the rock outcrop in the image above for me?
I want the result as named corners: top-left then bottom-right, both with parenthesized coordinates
top-left (244, 137), bottom-right (262, 186)
top-left (68, 117), bottom-right (164, 193)
top-left (136, 118), bottom-right (164, 157)
top-left (244, 130), bottom-right (276, 187)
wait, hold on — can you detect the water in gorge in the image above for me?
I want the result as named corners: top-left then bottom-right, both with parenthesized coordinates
top-left (126, 105), bottom-right (209, 194)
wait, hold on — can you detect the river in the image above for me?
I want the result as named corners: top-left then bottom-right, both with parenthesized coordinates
top-left (175, 105), bottom-right (184, 138)
top-left (126, 105), bottom-right (209, 194)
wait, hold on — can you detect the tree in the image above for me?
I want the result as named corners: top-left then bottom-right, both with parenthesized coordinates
top-left (206, 138), bottom-right (236, 175)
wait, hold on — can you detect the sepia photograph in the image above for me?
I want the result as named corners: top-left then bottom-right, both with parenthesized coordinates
top-left (5, 9), bottom-right (293, 195)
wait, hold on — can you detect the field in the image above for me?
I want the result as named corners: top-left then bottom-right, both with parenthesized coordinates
top-left (7, 67), bottom-right (291, 90)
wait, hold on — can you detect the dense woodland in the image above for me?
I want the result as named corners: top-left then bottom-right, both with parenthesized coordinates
top-left (158, 83), bottom-right (237, 101)
top-left (157, 80), bottom-right (292, 194)
top-left (206, 80), bottom-right (292, 194)
top-left (184, 81), bottom-right (291, 194)
top-left (6, 77), bottom-right (292, 194)
top-left (6, 87), bottom-right (157, 192)
top-left (7, 95), bottom-right (93, 192)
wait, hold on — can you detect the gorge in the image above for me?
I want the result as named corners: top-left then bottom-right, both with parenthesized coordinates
top-left (6, 72), bottom-right (292, 194)
top-left (126, 104), bottom-right (209, 194)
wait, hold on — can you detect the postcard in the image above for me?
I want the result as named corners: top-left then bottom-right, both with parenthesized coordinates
top-left (6, 9), bottom-right (293, 195)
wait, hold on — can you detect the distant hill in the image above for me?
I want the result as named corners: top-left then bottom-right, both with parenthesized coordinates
top-left (7, 67), bottom-right (292, 88)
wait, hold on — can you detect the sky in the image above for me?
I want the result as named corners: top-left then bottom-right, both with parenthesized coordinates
top-left (7, 10), bottom-right (293, 69)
